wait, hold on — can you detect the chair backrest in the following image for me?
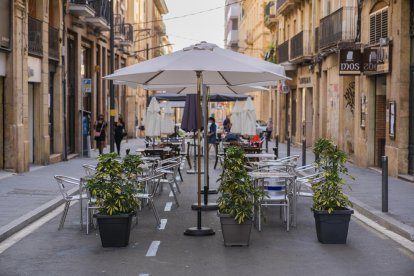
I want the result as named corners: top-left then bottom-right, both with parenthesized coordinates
top-left (54, 175), bottom-right (80, 200)
top-left (82, 164), bottom-right (97, 176)
top-left (138, 173), bottom-right (164, 196)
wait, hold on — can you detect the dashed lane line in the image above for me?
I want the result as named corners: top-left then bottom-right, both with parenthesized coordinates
top-left (146, 241), bottom-right (161, 257)
top-left (169, 191), bottom-right (173, 197)
top-left (164, 202), bottom-right (173, 212)
top-left (158, 219), bottom-right (167, 230)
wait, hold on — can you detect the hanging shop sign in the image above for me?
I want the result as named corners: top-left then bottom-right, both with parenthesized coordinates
top-left (363, 46), bottom-right (391, 75)
top-left (389, 101), bottom-right (396, 139)
top-left (339, 49), bottom-right (362, 75)
top-left (298, 76), bottom-right (312, 87)
top-left (82, 78), bottom-right (92, 94)
top-left (278, 80), bottom-right (290, 94)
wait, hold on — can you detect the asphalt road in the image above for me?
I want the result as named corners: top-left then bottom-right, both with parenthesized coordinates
top-left (0, 158), bottom-right (413, 276)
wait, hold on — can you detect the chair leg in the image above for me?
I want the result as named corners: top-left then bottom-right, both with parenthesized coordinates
top-left (86, 207), bottom-right (90, 235)
top-left (173, 178), bottom-right (181, 193)
top-left (169, 182), bottom-right (179, 206)
top-left (258, 204), bottom-right (262, 231)
top-left (149, 199), bottom-right (161, 228)
top-left (58, 201), bottom-right (70, 230)
top-left (178, 168), bottom-right (184, 182)
top-left (286, 199), bottom-right (290, 232)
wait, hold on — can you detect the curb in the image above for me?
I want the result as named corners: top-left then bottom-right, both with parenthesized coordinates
top-left (0, 187), bottom-right (79, 243)
top-left (348, 195), bottom-right (414, 241)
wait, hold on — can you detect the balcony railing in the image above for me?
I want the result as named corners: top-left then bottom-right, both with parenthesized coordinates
top-left (28, 16), bottom-right (43, 57)
top-left (120, 24), bottom-right (133, 46)
top-left (276, 0), bottom-right (300, 15)
top-left (277, 40), bottom-right (289, 63)
top-left (319, 7), bottom-right (357, 49)
top-left (86, 0), bottom-right (110, 30)
top-left (114, 14), bottom-right (125, 40)
top-left (264, 1), bottom-right (277, 28)
top-left (68, 0), bottom-right (95, 17)
top-left (290, 30), bottom-right (312, 60)
top-left (48, 26), bottom-right (59, 61)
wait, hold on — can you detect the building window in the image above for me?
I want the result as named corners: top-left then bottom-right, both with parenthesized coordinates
top-left (232, 18), bottom-right (238, 30)
top-left (369, 7), bottom-right (388, 45)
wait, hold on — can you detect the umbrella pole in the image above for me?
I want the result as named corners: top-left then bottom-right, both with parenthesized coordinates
top-left (193, 85), bottom-right (218, 211)
top-left (184, 71), bottom-right (214, 236)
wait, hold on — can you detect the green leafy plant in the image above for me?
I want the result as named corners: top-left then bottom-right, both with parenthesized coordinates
top-left (217, 146), bottom-right (265, 223)
top-left (311, 138), bottom-right (354, 214)
top-left (86, 153), bottom-right (143, 215)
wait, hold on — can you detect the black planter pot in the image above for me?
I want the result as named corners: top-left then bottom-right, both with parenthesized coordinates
top-left (313, 208), bottom-right (354, 244)
top-left (218, 213), bottom-right (252, 246)
top-left (95, 213), bottom-right (134, 247)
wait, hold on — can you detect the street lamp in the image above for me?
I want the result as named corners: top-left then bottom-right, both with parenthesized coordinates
top-left (109, 0), bottom-right (115, 152)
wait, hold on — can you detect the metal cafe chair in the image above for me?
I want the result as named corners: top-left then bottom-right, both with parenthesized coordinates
top-left (155, 161), bottom-right (181, 206)
top-left (135, 173), bottom-right (164, 228)
top-left (54, 175), bottom-right (88, 230)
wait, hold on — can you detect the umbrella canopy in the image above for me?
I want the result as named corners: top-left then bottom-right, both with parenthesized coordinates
top-left (231, 101), bottom-right (243, 134)
top-left (105, 42), bottom-right (289, 86)
top-left (145, 97), bottom-right (161, 137)
top-left (149, 92), bottom-right (249, 102)
top-left (241, 97), bottom-right (257, 136)
top-left (142, 84), bottom-right (269, 94)
top-left (161, 101), bottom-right (175, 134)
top-left (181, 94), bottom-right (202, 132)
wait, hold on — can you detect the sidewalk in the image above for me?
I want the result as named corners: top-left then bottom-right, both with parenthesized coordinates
top-left (0, 138), bottom-right (413, 242)
top-left (0, 138), bottom-right (146, 242)
top-left (273, 140), bottom-right (414, 241)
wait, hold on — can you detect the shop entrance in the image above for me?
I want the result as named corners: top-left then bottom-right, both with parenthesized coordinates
top-left (0, 77), bottom-right (3, 169)
top-left (28, 83), bottom-right (35, 163)
top-left (67, 36), bottom-right (76, 154)
top-left (304, 88), bottom-right (313, 147)
top-left (374, 75), bottom-right (387, 167)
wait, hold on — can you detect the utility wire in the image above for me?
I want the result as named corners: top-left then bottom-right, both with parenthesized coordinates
top-left (130, 0), bottom-right (243, 26)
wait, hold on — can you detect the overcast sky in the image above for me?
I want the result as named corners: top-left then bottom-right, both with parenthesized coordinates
top-left (164, 0), bottom-right (225, 51)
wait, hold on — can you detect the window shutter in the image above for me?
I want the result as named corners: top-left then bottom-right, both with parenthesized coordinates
top-left (369, 8), bottom-right (389, 45)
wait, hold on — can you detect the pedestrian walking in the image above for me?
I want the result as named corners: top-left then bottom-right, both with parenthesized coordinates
top-left (266, 117), bottom-right (273, 141)
top-left (94, 114), bottom-right (107, 155)
top-left (139, 117), bottom-right (145, 138)
top-left (208, 117), bottom-right (218, 156)
top-left (223, 115), bottom-right (231, 132)
top-left (114, 114), bottom-right (126, 155)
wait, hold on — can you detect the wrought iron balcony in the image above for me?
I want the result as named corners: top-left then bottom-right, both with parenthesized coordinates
top-left (264, 1), bottom-right (277, 29)
top-left (290, 30), bottom-right (312, 62)
top-left (314, 27), bottom-right (319, 52)
top-left (48, 26), bottom-right (59, 61)
top-left (277, 40), bottom-right (289, 63)
top-left (68, 0), bottom-right (95, 18)
top-left (276, 0), bottom-right (301, 16)
top-left (28, 16), bottom-right (43, 57)
top-left (319, 7), bottom-right (357, 49)
top-left (226, 30), bottom-right (239, 45)
top-left (84, 0), bottom-right (110, 31)
top-left (114, 14), bottom-right (125, 40)
top-left (120, 24), bottom-right (133, 46)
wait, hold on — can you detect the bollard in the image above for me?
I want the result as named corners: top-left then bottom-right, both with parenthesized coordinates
top-left (302, 139), bottom-right (306, 166)
top-left (382, 156), bottom-right (388, 212)
top-left (126, 148), bottom-right (130, 155)
top-left (273, 147), bottom-right (278, 159)
top-left (265, 133), bottom-right (269, 153)
top-left (287, 137), bottom-right (291, 157)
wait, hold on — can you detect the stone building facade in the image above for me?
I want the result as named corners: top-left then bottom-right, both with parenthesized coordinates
top-left (262, 0), bottom-right (410, 176)
top-left (0, 0), bottom-right (169, 173)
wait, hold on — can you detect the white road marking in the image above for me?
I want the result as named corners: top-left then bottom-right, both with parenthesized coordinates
top-left (139, 274), bottom-right (149, 276)
top-left (169, 191), bottom-right (173, 197)
top-left (0, 202), bottom-right (71, 254)
top-left (353, 211), bottom-right (414, 253)
top-left (158, 219), bottom-right (167, 230)
top-left (164, 202), bottom-right (173, 212)
top-left (146, 241), bottom-right (160, 257)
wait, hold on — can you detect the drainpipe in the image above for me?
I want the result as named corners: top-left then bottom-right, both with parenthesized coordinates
top-left (409, 1), bottom-right (414, 174)
top-left (62, 0), bottom-right (68, 161)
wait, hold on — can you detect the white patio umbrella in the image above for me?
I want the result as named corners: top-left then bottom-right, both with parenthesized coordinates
top-left (241, 97), bottom-right (257, 136)
top-left (231, 101), bottom-right (243, 134)
top-left (105, 41), bottom-right (289, 236)
top-left (145, 97), bottom-right (161, 141)
top-left (161, 101), bottom-right (175, 135)
top-left (142, 84), bottom-right (269, 94)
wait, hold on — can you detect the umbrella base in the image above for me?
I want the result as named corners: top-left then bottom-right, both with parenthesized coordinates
top-left (186, 169), bottom-right (204, 174)
top-left (184, 227), bottom-right (215, 236)
top-left (191, 203), bottom-right (218, 211)
top-left (200, 189), bottom-right (218, 195)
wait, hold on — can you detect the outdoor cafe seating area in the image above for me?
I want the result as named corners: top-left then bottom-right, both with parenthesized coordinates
top-left (54, 135), bottom-right (319, 235)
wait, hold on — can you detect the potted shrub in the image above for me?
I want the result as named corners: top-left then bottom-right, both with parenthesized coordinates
top-left (86, 153), bottom-right (143, 247)
top-left (311, 138), bottom-right (354, 244)
top-left (217, 146), bottom-right (265, 246)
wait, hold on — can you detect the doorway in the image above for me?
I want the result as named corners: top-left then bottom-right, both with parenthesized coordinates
top-left (305, 88), bottom-right (313, 146)
top-left (291, 89), bottom-right (297, 140)
top-left (0, 77), bottom-right (4, 169)
top-left (67, 35), bottom-right (76, 154)
top-left (374, 75), bottom-right (387, 167)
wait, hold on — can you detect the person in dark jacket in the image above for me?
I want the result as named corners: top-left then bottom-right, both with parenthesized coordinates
top-left (94, 114), bottom-right (107, 155)
top-left (114, 114), bottom-right (126, 155)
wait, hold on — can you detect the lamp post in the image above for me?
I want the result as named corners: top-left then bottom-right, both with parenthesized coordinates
top-left (109, 0), bottom-right (115, 152)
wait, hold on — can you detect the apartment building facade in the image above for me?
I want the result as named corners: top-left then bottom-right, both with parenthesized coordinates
top-left (263, 0), bottom-right (410, 176)
top-left (0, 0), bottom-right (168, 173)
